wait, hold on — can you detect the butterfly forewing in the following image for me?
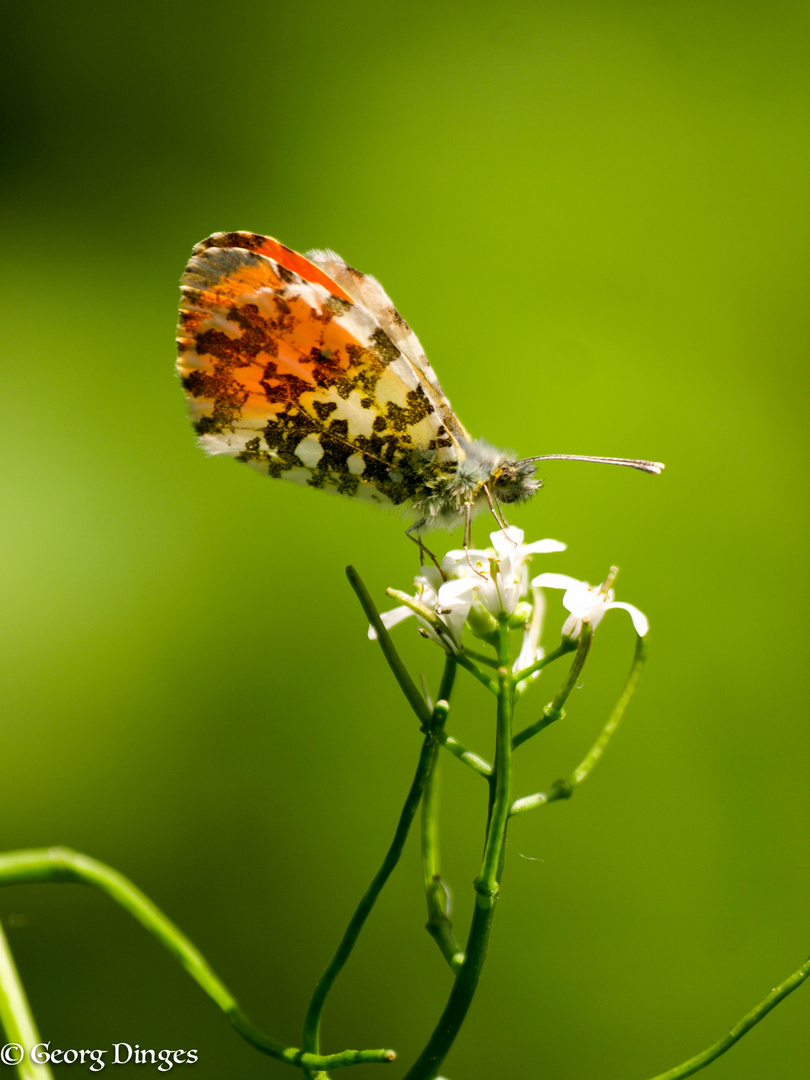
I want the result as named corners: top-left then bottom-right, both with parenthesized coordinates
top-left (304, 248), bottom-right (470, 446)
top-left (177, 233), bottom-right (462, 511)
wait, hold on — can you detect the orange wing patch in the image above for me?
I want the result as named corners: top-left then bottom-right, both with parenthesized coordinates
top-left (193, 231), bottom-right (353, 303)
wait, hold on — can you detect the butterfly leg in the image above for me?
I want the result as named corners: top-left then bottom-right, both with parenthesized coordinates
top-left (482, 484), bottom-right (513, 536)
top-left (462, 503), bottom-right (487, 576)
top-left (406, 521), bottom-right (443, 573)
top-left (463, 502), bottom-right (473, 549)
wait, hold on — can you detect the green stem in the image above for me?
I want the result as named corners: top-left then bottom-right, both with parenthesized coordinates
top-left (512, 624), bottom-right (592, 749)
top-left (478, 624), bottom-right (514, 891)
top-left (302, 658), bottom-right (457, 1070)
top-left (402, 619), bottom-right (514, 1080)
top-left (439, 733), bottom-right (492, 778)
top-left (511, 706), bottom-right (559, 749)
top-left (512, 639), bottom-right (575, 682)
top-left (0, 849), bottom-right (392, 1072)
top-left (643, 955), bottom-right (810, 1080)
top-left (346, 566), bottom-right (431, 727)
top-left (402, 901), bottom-right (494, 1080)
top-left (509, 779), bottom-right (572, 817)
top-left (461, 648), bottom-right (500, 669)
top-left (0, 915), bottom-right (53, 1080)
top-left (570, 633), bottom-right (645, 786)
top-left (422, 755), bottom-right (464, 974)
top-left (510, 631), bottom-right (646, 816)
top-left (456, 652), bottom-right (499, 694)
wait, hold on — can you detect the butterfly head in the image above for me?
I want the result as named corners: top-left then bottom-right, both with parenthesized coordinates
top-left (489, 457), bottom-right (543, 505)
top-left (457, 440), bottom-right (542, 506)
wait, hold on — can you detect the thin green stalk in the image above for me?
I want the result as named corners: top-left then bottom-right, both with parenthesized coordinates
top-left (512, 639), bottom-right (574, 683)
top-left (512, 623), bottom-right (592, 749)
top-left (422, 756), bottom-right (464, 974)
top-left (0, 849), bottom-right (392, 1072)
top-left (402, 619), bottom-right (514, 1080)
top-left (511, 706), bottom-right (559, 749)
top-left (302, 658), bottom-right (457, 1071)
top-left (643, 955), bottom-right (810, 1080)
top-left (478, 622), bottom-right (514, 890)
top-left (570, 633), bottom-right (645, 786)
top-left (439, 733), bottom-right (492, 778)
top-left (0, 915), bottom-right (53, 1080)
top-left (510, 631), bottom-right (646, 816)
top-left (346, 566), bottom-right (431, 727)
top-left (461, 648), bottom-right (500, 669)
top-left (509, 779), bottom-right (572, 816)
top-left (456, 652), bottom-right (499, 693)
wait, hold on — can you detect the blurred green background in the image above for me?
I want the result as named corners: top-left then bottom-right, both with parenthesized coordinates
top-left (2, 1), bottom-right (808, 1076)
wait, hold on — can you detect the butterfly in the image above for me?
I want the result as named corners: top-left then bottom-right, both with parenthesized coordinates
top-left (176, 232), bottom-right (663, 541)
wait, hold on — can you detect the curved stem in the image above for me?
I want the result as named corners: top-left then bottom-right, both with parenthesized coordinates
top-left (570, 632), bottom-right (645, 786)
top-left (643, 955), bottom-right (810, 1080)
top-left (402, 619), bottom-right (514, 1080)
top-left (512, 623), bottom-right (592, 749)
top-left (0, 849), bottom-right (393, 1072)
top-left (0, 915), bottom-right (53, 1080)
top-left (302, 658), bottom-right (457, 1070)
top-left (510, 630), bottom-right (645, 816)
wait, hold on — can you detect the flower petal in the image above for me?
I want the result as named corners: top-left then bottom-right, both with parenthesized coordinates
top-left (438, 577), bottom-right (479, 605)
top-left (419, 566), bottom-right (444, 593)
top-left (531, 572), bottom-right (583, 591)
top-left (490, 527), bottom-right (524, 556)
top-left (561, 584), bottom-right (605, 619)
top-left (368, 605), bottom-right (413, 639)
top-left (522, 539), bottom-right (567, 555)
top-left (609, 601), bottom-right (649, 637)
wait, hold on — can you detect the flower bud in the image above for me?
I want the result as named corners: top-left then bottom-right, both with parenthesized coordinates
top-left (508, 601), bottom-right (534, 630)
top-left (466, 604), bottom-right (499, 642)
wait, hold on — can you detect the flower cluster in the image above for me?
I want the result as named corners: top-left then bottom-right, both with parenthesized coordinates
top-left (370, 528), bottom-right (648, 663)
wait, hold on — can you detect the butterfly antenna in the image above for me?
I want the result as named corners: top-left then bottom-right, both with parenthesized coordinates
top-left (522, 454), bottom-right (665, 475)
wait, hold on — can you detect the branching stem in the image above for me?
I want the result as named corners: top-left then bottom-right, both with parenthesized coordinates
top-left (402, 618), bottom-right (514, 1080)
top-left (301, 657), bottom-right (457, 1074)
top-left (0, 850), bottom-right (393, 1072)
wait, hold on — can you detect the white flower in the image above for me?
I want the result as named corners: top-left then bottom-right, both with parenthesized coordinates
top-left (531, 567), bottom-right (649, 639)
top-left (513, 585), bottom-right (546, 695)
top-left (370, 528), bottom-right (566, 652)
top-left (369, 567), bottom-right (478, 653)
top-left (446, 528), bottom-right (566, 617)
